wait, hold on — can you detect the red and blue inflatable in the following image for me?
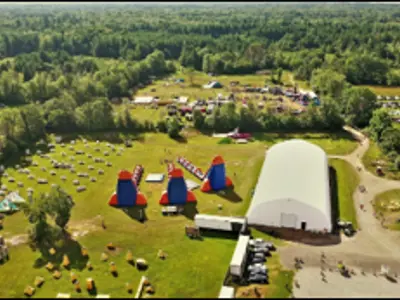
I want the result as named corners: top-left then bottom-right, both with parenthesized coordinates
top-left (159, 168), bottom-right (196, 205)
top-left (109, 170), bottom-right (147, 207)
top-left (201, 155), bottom-right (233, 192)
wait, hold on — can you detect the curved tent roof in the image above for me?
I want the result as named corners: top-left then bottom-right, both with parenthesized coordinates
top-left (246, 139), bottom-right (331, 229)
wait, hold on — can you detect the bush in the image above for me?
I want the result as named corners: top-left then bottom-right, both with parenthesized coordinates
top-left (395, 156), bottom-right (400, 171)
top-left (218, 137), bottom-right (234, 144)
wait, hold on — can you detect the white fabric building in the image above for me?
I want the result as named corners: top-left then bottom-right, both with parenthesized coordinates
top-left (246, 140), bottom-right (332, 232)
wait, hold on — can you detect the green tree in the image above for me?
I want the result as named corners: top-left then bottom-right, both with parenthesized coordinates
top-left (341, 87), bottom-right (377, 127)
top-left (369, 108), bottom-right (393, 142)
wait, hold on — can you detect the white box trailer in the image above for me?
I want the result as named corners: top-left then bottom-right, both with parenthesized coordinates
top-left (194, 214), bottom-right (245, 232)
top-left (230, 235), bottom-right (250, 277)
top-left (218, 286), bottom-right (235, 298)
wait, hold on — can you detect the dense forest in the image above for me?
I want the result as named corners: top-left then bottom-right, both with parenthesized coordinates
top-left (0, 3), bottom-right (399, 165)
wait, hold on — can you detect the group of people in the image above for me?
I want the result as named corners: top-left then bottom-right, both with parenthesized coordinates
top-left (132, 165), bottom-right (144, 187)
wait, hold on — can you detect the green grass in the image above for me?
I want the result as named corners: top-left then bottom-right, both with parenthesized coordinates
top-left (373, 189), bottom-right (400, 231)
top-left (329, 158), bottom-right (360, 229)
top-left (362, 141), bottom-right (400, 180)
top-left (0, 131), bottom-right (357, 298)
top-left (281, 71), bottom-right (310, 90)
top-left (253, 131), bottom-right (358, 155)
top-left (359, 85), bottom-right (400, 97)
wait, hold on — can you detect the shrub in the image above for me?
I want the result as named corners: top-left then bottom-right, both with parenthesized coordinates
top-left (218, 137), bottom-right (234, 144)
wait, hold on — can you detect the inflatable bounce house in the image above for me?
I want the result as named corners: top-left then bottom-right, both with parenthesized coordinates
top-left (108, 169), bottom-right (147, 207)
top-left (201, 155), bottom-right (233, 192)
top-left (159, 168), bottom-right (196, 205)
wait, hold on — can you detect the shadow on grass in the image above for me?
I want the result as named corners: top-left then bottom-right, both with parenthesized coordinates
top-left (200, 229), bottom-right (239, 240)
top-left (122, 206), bottom-right (148, 223)
top-left (88, 283), bottom-right (98, 296)
top-left (329, 166), bottom-right (340, 234)
top-left (182, 202), bottom-right (198, 220)
top-left (210, 187), bottom-right (242, 203)
top-left (172, 135), bottom-right (188, 144)
top-left (59, 131), bottom-right (146, 145)
top-left (33, 232), bottom-right (89, 271)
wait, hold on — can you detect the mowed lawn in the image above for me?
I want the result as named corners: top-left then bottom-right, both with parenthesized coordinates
top-left (329, 158), bottom-right (360, 229)
top-left (0, 132), bottom-right (357, 298)
top-left (373, 189), bottom-right (400, 231)
top-left (362, 141), bottom-right (400, 180)
top-left (359, 85), bottom-right (400, 97)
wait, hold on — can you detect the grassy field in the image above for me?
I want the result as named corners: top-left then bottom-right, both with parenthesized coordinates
top-left (359, 85), bottom-right (400, 97)
top-left (362, 141), bottom-right (400, 180)
top-left (0, 131), bottom-right (357, 298)
top-left (373, 189), bottom-right (400, 231)
top-left (329, 158), bottom-right (360, 229)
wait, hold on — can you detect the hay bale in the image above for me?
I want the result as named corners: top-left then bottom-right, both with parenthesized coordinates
top-left (71, 140), bottom-right (76, 145)
top-left (17, 182), bottom-right (24, 188)
top-left (83, 139), bottom-right (87, 144)
top-left (69, 156), bottom-right (75, 161)
top-left (34, 276), bottom-right (45, 288)
top-left (157, 249), bottom-right (167, 259)
top-left (61, 152), bottom-right (67, 157)
top-left (51, 184), bottom-right (58, 188)
top-left (69, 146), bottom-right (74, 151)
top-left (96, 140), bottom-right (100, 144)
top-left (88, 165), bottom-right (94, 170)
top-left (18, 169), bottom-right (24, 174)
top-left (38, 178), bottom-right (48, 184)
top-left (16, 164), bottom-right (20, 169)
top-left (103, 151), bottom-right (110, 156)
top-left (136, 258), bottom-right (148, 269)
top-left (77, 173), bottom-right (87, 178)
top-left (36, 150), bottom-right (42, 155)
top-left (0, 190), bottom-right (6, 196)
top-left (145, 286), bottom-right (155, 294)
top-left (28, 175), bottom-right (35, 180)
top-left (23, 168), bottom-right (30, 174)
top-left (46, 262), bottom-right (55, 271)
top-left (50, 170), bottom-right (56, 176)
top-left (79, 161), bottom-right (85, 165)
top-left (24, 286), bottom-right (35, 297)
top-left (70, 168), bottom-right (76, 174)
top-left (98, 169), bottom-right (104, 175)
top-left (60, 176), bottom-right (66, 181)
top-left (116, 152), bottom-right (122, 156)
top-left (77, 186), bottom-right (86, 192)
top-left (106, 242), bottom-right (115, 250)
top-left (8, 177), bottom-right (15, 183)
top-left (90, 177), bottom-right (97, 182)
top-left (87, 154), bottom-right (92, 159)
top-left (27, 188), bottom-right (34, 194)
top-left (2, 172), bottom-right (7, 178)
top-left (53, 270), bottom-right (62, 279)
top-left (48, 143), bottom-right (55, 149)
top-left (1, 184), bottom-right (7, 191)
top-left (50, 148), bottom-right (56, 153)
top-left (32, 161), bottom-right (39, 167)
top-left (95, 148), bottom-right (100, 152)
top-left (76, 150), bottom-right (84, 155)
top-left (73, 180), bottom-right (80, 186)
top-left (41, 167), bottom-right (47, 172)
top-left (106, 162), bottom-right (112, 167)
top-left (101, 252), bottom-right (109, 262)
top-left (61, 143), bottom-right (65, 147)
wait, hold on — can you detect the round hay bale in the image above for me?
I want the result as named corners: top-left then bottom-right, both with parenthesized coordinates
top-left (37, 178), bottom-right (48, 184)
top-left (117, 152), bottom-right (122, 156)
top-left (51, 184), bottom-right (58, 188)
top-left (79, 161), bottom-right (85, 165)
top-left (16, 164), bottom-right (20, 169)
top-left (76, 150), bottom-right (85, 155)
top-left (61, 176), bottom-right (67, 181)
top-left (18, 169), bottom-right (24, 174)
top-left (61, 143), bottom-right (65, 147)
top-left (50, 148), bottom-right (55, 153)
top-left (103, 151), bottom-right (109, 156)
top-left (98, 169), bottom-right (104, 175)
top-left (2, 172), bottom-right (8, 178)
top-left (87, 154), bottom-right (92, 159)
top-left (25, 149), bottom-right (31, 155)
top-left (36, 150), bottom-right (42, 155)
top-left (70, 168), bottom-right (76, 174)
top-left (62, 152), bottom-right (67, 157)
top-left (73, 179), bottom-right (80, 186)
top-left (95, 148), bottom-right (100, 152)
top-left (28, 175), bottom-right (35, 180)
top-left (71, 140), bottom-right (76, 145)
top-left (8, 177), bottom-right (15, 183)
top-left (90, 177), bottom-right (97, 182)
top-left (27, 187), bottom-right (34, 193)
top-left (1, 184), bottom-right (7, 191)
top-left (41, 167), bottom-right (47, 172)
top-left (24, 169), bottom-right (30, 174)
top-left (50, 170), bottom-right (56, 176)
top-left (0, 190), bottom-right (5, 196)
top-left (106, 162), bottom-right (112, 167)
top-left (96, 140), bottom-right (100, 144)
top-left (17, 182), bottom-right (24, 188)
top-left (83, 139), bottom-right (87, 144)
top-left (77, 186), bottom-right (86, 192)
top-left (70, 156), bottom-right (75, 161)
top-left (106, 143), bottom-right (111, 148)
top-left (85, 144), bottom-right (90, 148)
top-left (32, 161), bottom-right (38, 167)
top-left (69, 146), bottom-right (74, 151)
top-left (88, 165), bottom-right (94, 170)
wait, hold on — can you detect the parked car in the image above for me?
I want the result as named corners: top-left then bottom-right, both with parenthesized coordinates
top-left (253, 253), bottom-right (266, 260)
top-left (248, 263), bottom-right (267, 272)
top-left (249, 269), bottom-right (268, 276)
top-left (250, 247), bottom-right (271, 256)
top-left (250, 257), bottom-right (265, 264)
top-left (249, 239), bottom-right (276, 251)
top-left (248, 274), bottom-right (268, 284)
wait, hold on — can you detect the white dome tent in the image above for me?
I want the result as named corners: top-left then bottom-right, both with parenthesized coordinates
top-left (246, 140), bottom-right (332, 232)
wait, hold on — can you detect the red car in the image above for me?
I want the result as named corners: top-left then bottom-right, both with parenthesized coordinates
top-left (228, 132), bottom-right (252, 139)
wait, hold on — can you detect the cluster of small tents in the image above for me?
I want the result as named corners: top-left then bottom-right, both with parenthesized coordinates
top-left (108, 155), bottom-right (233, 208)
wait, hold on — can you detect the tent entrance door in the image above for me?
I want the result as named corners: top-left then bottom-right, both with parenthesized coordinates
top-left (280, 213), bottom-right (297, 228)
top-left (301, 221), bottom-right (307, 230)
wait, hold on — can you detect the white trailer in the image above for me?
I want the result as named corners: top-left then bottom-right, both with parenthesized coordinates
top-left (230, 235), bottom-right (250, 278)
top-left (194, 214), bottom-right (245, 232)
top-left (218, 286), bottom-right (235, 298)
